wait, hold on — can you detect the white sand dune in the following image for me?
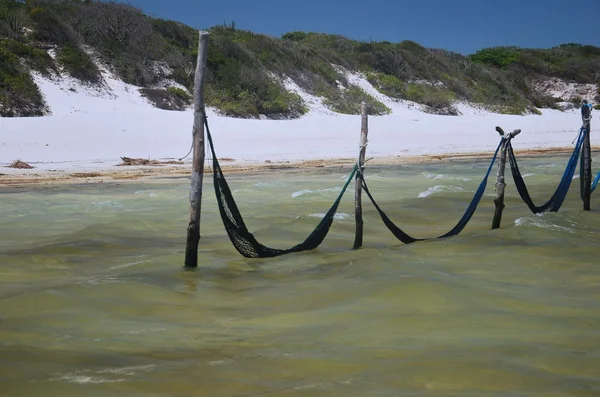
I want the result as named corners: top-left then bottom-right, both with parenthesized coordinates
top-left (0, 69), bottom-right (595, 173)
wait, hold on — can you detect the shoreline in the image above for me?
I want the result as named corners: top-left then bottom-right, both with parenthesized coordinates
top-left (1, 145), bottom-right (597, 187)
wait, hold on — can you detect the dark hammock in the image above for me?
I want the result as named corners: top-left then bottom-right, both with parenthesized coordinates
top-left (508, 127), bottom-right (586, 214)
top-left (359, 139), bottom-right (503, 244)
top-left (205, 117), bottom-right (357, 258)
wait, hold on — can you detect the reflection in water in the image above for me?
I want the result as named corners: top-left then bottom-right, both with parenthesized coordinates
top-left (1, 156), bottom-right (600, 396)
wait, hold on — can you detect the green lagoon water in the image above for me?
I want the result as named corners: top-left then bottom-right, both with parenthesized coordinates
top-left (1, 156), bottom-right (599, 396)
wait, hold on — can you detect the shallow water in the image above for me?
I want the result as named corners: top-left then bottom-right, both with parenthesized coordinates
top-left (1, 155), bottom-right (600, 397)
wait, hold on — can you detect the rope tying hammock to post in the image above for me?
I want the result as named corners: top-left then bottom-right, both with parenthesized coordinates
top-left (205, 117), bottom-right (357, 258)
top-left (507, 127), bottom-right (586, 214)
top-left (358, 139), bottom-right (503, 244)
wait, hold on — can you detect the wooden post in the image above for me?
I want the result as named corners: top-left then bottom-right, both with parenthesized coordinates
top-left (353, 102), bottom-right (368, 249)
top-left (184, 31), bottom-right (210, 269)
top-left (492, 126), bottom-right (520, 230)
top-left (582, 101), bottom-right (592, 211)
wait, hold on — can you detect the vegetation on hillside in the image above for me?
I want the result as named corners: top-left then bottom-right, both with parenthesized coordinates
top-left (1, 0), bottom-right (599, 118)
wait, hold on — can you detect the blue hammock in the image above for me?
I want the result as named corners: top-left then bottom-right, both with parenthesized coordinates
top-left (361, 139), bottom-right (503, 244)
top-left (592, 170), bottom-right (600, 193)
top-left (508, 127), bottom-right (586, 214)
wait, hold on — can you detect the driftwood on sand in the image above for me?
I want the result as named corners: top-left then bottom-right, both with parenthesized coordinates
top-left (118, 157), bottom-right (184, 166)
top-left (8, 160), bottom-right (34, 169)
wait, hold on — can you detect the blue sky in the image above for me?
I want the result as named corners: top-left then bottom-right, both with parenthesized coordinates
top-left (125, 0), bottom-right (600, 54)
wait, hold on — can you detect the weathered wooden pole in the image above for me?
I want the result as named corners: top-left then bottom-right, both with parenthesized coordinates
top-left (353, 102), bottom-right (369, 249)
top-left (492, 126), bottom-right (520, 230)
top-left (581, 100), bottom-right (592, 211)
top-left (184, 31), bottom-right (210, 269)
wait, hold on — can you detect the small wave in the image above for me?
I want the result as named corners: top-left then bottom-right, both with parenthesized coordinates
top-left (97, 365), bottom-right (156, 375)
top-left (418, 185), bottom-right (463, 198)
top-left (425, 173), bottom-right (471, 182)
top-left (521, 173), bottom-right (534, 178)
top-left (57, 374), bottom-right (124, 384)
top-left (514, 214), bottom-right (575, 233)
top-left (436, 175), bottom-right (471, 182)
top-left (255, 181), bottom-right (287, 187)
top-left (364, 174), bottom-right (390, 181)
top-left (55, 365), bottom-right (155, 384)
top-left (292, 187), bottom-right (342, 198)
top-left (308, 213), bottom-right (350, 220)
top-left (134, 190), bottom-right (157, 197)
top-left (292, 189), bottom-right (312, 198)
top-left (91, 201), bottom-right (123, 209)
top-left (120, 329), bottom-right (166, 335)
top-left (110, 257), bottom-right (153, 270)
top-left (78, 277), bottom-right (126, 286)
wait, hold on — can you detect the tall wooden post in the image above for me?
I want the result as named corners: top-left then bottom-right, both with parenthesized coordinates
top-left (492, 127), bottom-right (520, 230)
top-left (582, 101), bottom-right (592, 211)
top-left (353, 102), bottom-right (368, 249)
top-left (184, 31), bottom-right (210, 269)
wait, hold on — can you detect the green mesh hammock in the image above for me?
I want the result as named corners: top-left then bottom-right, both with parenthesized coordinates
top-left (205, 117), bottom-right (357, 258)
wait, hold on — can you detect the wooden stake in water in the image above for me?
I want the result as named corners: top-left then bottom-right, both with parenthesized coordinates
top-left (492, 126), bottom-right (520, 230)
top-left (353, 102), bottom-right (369, 249)
top-left (581, 101), bottom-right (592, 211)
top-left (184, 31), bottom-right (210, 269)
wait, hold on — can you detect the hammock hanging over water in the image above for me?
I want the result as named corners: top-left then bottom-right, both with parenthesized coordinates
top-left (508, 127), bottom-right (586, 214)
top-left (203, 115), bottom-right (592, 257)
top-left (359, 139), bottom-right (503, 244)
top-left (205, 117), bottom-right (356, 258)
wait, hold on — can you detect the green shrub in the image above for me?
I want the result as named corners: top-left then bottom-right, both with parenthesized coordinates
top-left (530, 107), bottom-right (542, 115)
top-left (397, 40), bottom-right (428, 53)
top-left (366, 72), bottom-right (404, 98)
top-left (322, 85), bottom-right (390, 115)
top-left (404, 83), bottom-right (455, 111)
top-left (469, 47), bottom-right (520, 68)
top-left (531, 95), bottom-right (562, 109)
top-left (2, 1), bottom-right (600, 119)
top-left (0, 45), bottom-right (46, 117)
top-left (166, 86), bottom-right (192, 101)
top-left (139, 88), bottom-right (191, 111)
top-left (0, 38), bottom-right (56, 74)
top-left (29, 6), bottom-right (78, 45)
top-left (594, 104), bottom-right (600, 110)
top-left (281, 31), bottom-right (308, 42)
top-left (153, 19), bottom-right (197, 52)
top-left (206, 81), bottom-right (307, 118)
top-left (0, 0), bottom-right (26, 37)
top-left (57, 45), bottom-right (100, 83)
top-left (491, 104), bottom-right (528, 115)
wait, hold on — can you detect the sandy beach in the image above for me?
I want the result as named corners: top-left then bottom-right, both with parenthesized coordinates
top-left (1, 70), bottom-right (596, 186)
top-left (2, 145), bottom-right (597, 186)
